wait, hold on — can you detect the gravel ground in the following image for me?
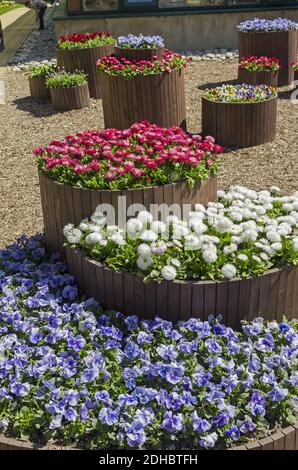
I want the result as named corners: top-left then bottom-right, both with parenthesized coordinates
top-left (0, 59), bottom-right (298, 248)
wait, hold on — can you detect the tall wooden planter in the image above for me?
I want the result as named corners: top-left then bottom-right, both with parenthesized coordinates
top-left (65, 248), bottom-right (298, 329)
top-left (56, 44), bottom-right (114, 99)
top-left (238, 68), bottom-right (279, 87)
top-left (29, 76), bottom-right (50, 103)
top-left (100, 68), bottom-right (186, 130)
top-left (49, 84), bottom-right (90, 111)
top-left (238, 30), bottom-right (297, 86)
top-left (38, 171), bottom-right (217, 256)
top-left (114, 46), bottom-right (165, 61)
top-left (201, 96), bottom-right (277, 148)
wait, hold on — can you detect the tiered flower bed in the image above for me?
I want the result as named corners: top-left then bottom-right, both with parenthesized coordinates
top-left (202, 84), bottom-right (277, 148)
top-left (64, 185), bottom-right (298, 325)
top-left (238, 56), bottom-right (280, 87)
top-left (237, 18), bottom-right (298, 86)
top-left (0, 235), bottom-right (298, 450)
top-left (34, 122), bottom-right (222, 255)
top-left (97, 47), bottom-right (189, 130)
top-left (56, 32), bottom-right (115, 99)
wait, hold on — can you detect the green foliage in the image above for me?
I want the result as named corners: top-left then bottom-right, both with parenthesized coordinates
top-left (27, 64), bottom-right (59, 79)
top-left (46, 71), bottom-right (88, 89)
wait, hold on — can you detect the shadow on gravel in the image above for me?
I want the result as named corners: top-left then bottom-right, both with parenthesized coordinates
top-left (13, 96), bottom-right (57, 117)
top-left (197, 78), bottom-right (238, 91)
top-left (277, 88), bottom-right (296, 101)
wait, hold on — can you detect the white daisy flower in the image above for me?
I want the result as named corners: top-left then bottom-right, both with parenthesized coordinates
top-left (140, 230), bottom-right (158, 242)
top-left (137, 243), bottom-right (151, 256)
top-left (271, 242), bottom-right (282, 252)
top-left (266, 231), bottom-right (281, 243)
top-left (184, 234), bottom-right (202, 250)
top-left (79, 220), bottom-right (90, 232)
top-left (137, 255), bottom-right (153, 271)
top-left (151, 240), bottom-right (167, 255)
top-left (202, 244), bottom-right (217, 263)
top-left (137, 211), bottom-right (153, 225)
top-left (172, 224), bottom-right (190, 239)
top-left (170, 258), bottom-right (181, 268)
top-left (63, 223), bottom-right (74, 236)
top-left (106, 225), bottom-right (120, 236)
top-left (242, 229), bottom-right (258, 243)
top-left (161, 265), bottom-right (177, 281)
top-left (151, 221), bottom-right (167, 235)
top-left (223, 243), bottom-right (238, 255)
top-left (66, 228), bottom-right (82, 244)
top-left (221, 264), bottom-right (237, 279)
top-left (85, 232), bottom-right (102, 245)
top-left (127, 218), bottom-right (143, 237)
top-left (237, 254), bottom-right (248, 261)
top-left (110, 233), bottom-right (126, 245)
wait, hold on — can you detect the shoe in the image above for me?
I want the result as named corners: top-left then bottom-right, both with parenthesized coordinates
top-left (39, 27), bottom-right (45, 30)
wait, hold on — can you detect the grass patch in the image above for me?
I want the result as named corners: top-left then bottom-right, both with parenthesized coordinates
top-left (0, 2), bottom-right (23, 16)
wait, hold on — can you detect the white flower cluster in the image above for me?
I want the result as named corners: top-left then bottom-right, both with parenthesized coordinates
top-left (64, 186), bottom-right (298, 282)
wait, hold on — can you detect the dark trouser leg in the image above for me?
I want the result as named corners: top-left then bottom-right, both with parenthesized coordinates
top-left (39, 8), bottom-right (46, 29)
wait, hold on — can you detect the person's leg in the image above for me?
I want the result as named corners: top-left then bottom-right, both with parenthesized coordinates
top-left (38, 7), bottom-right (46, 30)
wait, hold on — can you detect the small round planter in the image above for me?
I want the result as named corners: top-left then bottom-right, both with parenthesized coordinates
top-left (238, 30), bottom-right (297, 86)
top-left (38, 171), bottom-right (217, 255)
top-left (201, 95), bottom-right (277, 148)
top-left (1, 419), bottom-right (298, 450)
top-left (65, 248), bottom-right (298, 329)
top-left (28, 76), bottom-right (50, 103)
top-left (49, 84), bottom-right (90, 111)
top-left (99, 68), bottom-right (186, 130)
top-left (238, 68), bottom-right (279, 87)
top-left (56, 44), bottom-right (114, 99)
top-left (114, 46), bottom-right (165, 61)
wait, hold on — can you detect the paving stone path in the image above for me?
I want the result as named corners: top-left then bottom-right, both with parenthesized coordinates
top-left (9, 7), bottom-right (57, 70)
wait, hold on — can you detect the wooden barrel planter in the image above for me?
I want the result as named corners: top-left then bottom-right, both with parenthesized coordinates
top-left (65, 248), bottom-right (298, 329)
top-left (201, 96), bottom-right (277, 148)
top-left (100, 68), bottom-right (186, 130)
top-left (28, 76), bottom-right (50, 103)
top-left (1, 420), bottom-right (298, 450)
top-left (238, 30), bottom-right (297, 86)
top-left (114, 46), bottom-right (165, 61)
top-left (39, 171), bottom-right (217, 255)
top-left (238, 68), bottom-right (279, 87)
top-left (49, 84), bottom-right (90, 111)
top-left (56, 44), bottom-right (114, 99)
